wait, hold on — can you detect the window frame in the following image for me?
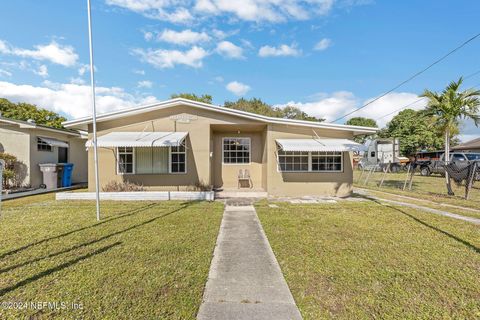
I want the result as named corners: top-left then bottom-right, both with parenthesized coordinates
top-left (116, 147), bottom-right (135, 175)
top-left (169, 144), bottom-right (187, 174)
top-left (222, 137), bottom-right (251, 165)
top-left (37, 137), bottom-right (53, 152)
top-left (277, 150), bottom-right (310, 172)
top-left (116, 145), bottom-right (187, 175)
top-left (277, 151), bottom-right (344, 173)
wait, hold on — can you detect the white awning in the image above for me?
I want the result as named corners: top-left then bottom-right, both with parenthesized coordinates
top-left (86, 132), bottom-right (188, 148)
top-left (38, 137), bottom-right (69, 148)
top-left (276, 138), bottom-right (367, 152)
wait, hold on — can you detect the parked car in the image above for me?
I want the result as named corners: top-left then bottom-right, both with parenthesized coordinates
top-left (416, 151), bottom-right (480, 176)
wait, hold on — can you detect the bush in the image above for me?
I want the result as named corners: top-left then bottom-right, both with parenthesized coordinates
top-left (0, 152), bottom-right (18, 189)
top-left (102, 181), bottom-right (145, 192)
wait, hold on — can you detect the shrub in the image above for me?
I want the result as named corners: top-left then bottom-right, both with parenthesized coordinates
top-left (102, 181), bottom-right (145, 192)
top-left (0, 152), bottom-right (18, 189)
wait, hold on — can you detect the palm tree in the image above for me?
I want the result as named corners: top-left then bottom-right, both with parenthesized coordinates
top-left (421, 77), bottom-right (480, 195)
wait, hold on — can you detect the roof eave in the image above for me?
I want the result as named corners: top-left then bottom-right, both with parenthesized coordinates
top-left (62, 98), bottom-right (379, 135)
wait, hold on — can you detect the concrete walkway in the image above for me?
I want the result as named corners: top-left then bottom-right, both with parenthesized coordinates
top-left (197, 204), bottom-right (302, 320)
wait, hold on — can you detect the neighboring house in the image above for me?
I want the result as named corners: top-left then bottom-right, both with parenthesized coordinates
top-left (451, 137), bottom-right (480, 153)
top-left (63, 98), bottom-right (377, 197)
top-left (0, 117), bottom-right (88, 188)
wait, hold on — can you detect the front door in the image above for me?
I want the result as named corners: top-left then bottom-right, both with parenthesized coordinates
top-left (58, 147), bottom-right (68, 163)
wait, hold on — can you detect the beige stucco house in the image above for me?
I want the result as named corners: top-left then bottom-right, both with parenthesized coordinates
top-left (63, 98), bottom-right (377, 197)
top-left (0, 117), bottom-right (88, 188)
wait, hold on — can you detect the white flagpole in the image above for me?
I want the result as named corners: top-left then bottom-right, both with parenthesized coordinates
top-left (87, 0), bottom-right (101, 221)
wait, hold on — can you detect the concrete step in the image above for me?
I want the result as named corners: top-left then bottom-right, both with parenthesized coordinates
top-left (215, 191), bottom-right (268, 199)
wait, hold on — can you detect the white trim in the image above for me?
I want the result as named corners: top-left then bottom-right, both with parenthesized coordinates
top-left (116, 147), bottom-right (135, 175)
top-left (63, 98), bottom-right (378, 135)
top-left (222, 137), bottom-right (251, 165)
top-left (169, 144), bottom-right (187, 174)
top-left (0, 117), bottom-right (82, 136)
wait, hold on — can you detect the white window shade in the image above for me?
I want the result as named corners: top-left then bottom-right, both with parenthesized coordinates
top-left (276, 138), bottom-right (366, 152)
top-left (38, 137), bottom-right (69, 148)
top-left (86, 132), bottom-right (188, 148)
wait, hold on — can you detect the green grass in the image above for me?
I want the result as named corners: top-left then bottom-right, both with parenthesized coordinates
top-left (0, 194), bottom-right (223, 319)
top-left (354, 170), bottom-right (480, 210)
top-left (361, 188), bottom-right (480, 220)
top-left (257, 200), bottom-right (480, 319)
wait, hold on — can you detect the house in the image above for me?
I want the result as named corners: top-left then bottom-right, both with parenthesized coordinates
top-left (451, 137), bottom-right (480, 153)
top-left (63, 98), bottom-right (377, 197)
top-left (0, 117), bottom-right (88, 188)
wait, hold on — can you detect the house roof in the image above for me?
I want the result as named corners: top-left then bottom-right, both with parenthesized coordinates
top-left (451, 137), bottom-right (480, 150)
top-left (0, 116), bottom-right (85, 137)
top-left (62, 98), bottom-right (378, 135)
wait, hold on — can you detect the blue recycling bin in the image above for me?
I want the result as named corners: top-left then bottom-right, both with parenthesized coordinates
top-left (61, 163), bottom-right (74, 187)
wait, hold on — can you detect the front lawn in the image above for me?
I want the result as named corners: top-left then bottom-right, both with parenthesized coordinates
top-left (257, 200), bottom-right (480, 319)
top-left (354, 170), bottom-right (480, 210)
top-left (0, 194), bottom-right (223, 319)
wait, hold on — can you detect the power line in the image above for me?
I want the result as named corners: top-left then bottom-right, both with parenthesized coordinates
top-left (331, 32), bottom-right (480, 123)
top-left (375, 82), bottom-right (480, 121)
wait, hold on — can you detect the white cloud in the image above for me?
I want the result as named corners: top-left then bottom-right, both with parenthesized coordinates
top-left (274, 91), bottom-right (426, 127)
top-left (106, 0), bottom-right (352, 23)
top-left (216, 41), bottom-right (244, 59)
top-left (226, 81), bottom-right (250, 96)
top-left (0, 69), bottom-right (12, 77)
top-left (158, 29), bottom-right (211, 45)
top-left (132, 46), bottom-right (208, 69)
top-left (143, 31), bottom-right (154, 41)
top-left (133, 69), bottom-right (146, 75)
top-left (137, 80), bottom-right (153, 88)
top-left (0, 80), bottom-right (158, 119)
top-left (106, 0), bottom-right (193, 23)
top-left (258, 44), bottom-right (300, 57)
top-left (33, 65), bottom-right (49, 77)
top-left (314, 38), bottom-right (332, 51)
top-left (0, 40), bottom-right (78, 67)
top-left (78, 64), bottom-right (89, 76)
top-left (194, 0), bottom-right (335, 22)
top-left (214, 76), bottom-right (224, 82)
top-left (70, 77), bottom-right (86, 85)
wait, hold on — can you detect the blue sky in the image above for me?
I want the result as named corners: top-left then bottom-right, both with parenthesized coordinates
top-left (0, 0), bottom-right (479, 140)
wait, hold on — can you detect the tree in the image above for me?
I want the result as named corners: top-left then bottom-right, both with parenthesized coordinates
top-left (345, 117), bottom-right (377, 143)
top-left (0, 98), bottom-right (66, 128)
top-left (170, 93), bottom-right (213, 104)
top-left (224, 98), bottom-right (282, 117)
top-left (224, 98), bottom-right (324, 121)
top-left (421, 77), bottom-right (480, 195)
top-left (280, 105), bottom-right (324, 122)
top-left (379, 109), bottom-right (446, 156)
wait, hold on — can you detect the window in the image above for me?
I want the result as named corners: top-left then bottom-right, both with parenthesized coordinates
top-left (278, 151), bottom-right (309, 171)
top-left (452, 154), bottom-right (466, 162)
top-left (37, 138), bottom-right (52, 152)
top-left (465, 153), bottom-right (480, 161)
top-left (117, 147), bottom-right (134, 174)
top-left (311, 152), bottom-right (342, 171)
top-left (135, 148), bottom-right (169, 174)
top-left (278, 151), bottom-right (343, 172)
top-left (170, 145), bottom-right (186, 173)
top-left (223, 138), bottom-right (250, 164)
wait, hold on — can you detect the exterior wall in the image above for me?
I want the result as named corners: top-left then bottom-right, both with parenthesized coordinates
top-left (212, 131), bottom-right (265, 190)
top-left (265, 124), bottom-right (354, 197)
top-left (0, 127), bottom-right (87, 188)
top-left (0, 128), bottom-right (30, 186)
top-left (29, 130), bottom-right (88, 187)
top-left (87, 105), bottom-right (264, 191)
top-left (84, 103), bottom-right (357, 197)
